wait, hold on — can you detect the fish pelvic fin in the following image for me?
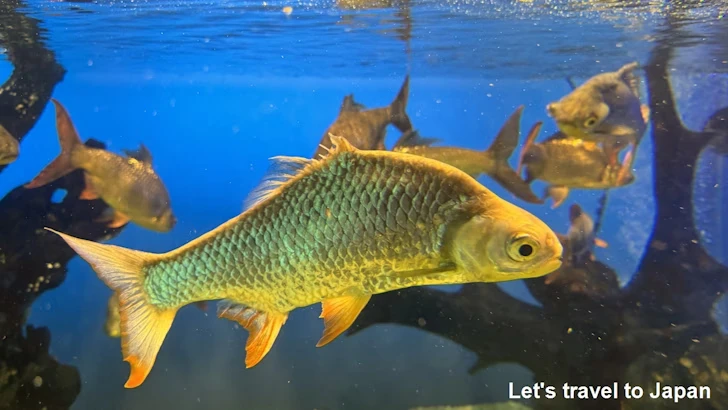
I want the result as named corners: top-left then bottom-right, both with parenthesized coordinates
top-left (217, 301), bottom-right (288, 368)
top-left (545, 185), bottom-right (569, 209)
top-left (43, 228), bottom-right (171, 389)
top-left (317, 294), bottom-right (372, 347)
top-left (389, 75), bottom-right (413, 133)
top-left (24, 99), bottom-right (85, 189)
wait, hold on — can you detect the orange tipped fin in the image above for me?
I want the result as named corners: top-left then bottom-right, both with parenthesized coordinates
top-left (79, 174), bottom-right (100, 200)
top-left (516, 121), bottom-right (542, 176)
top-left (640, 104), bottom-right (651, 124)
top-left (616, 146), bottom-right (635, 186)
top-left (316, 294), bottom-right (371, 348)
top-left (95, 209), bottom-right (130, 229)
top-left (217, 301), bottom-right (288, 368)
top-left (42, 228), bottom-right (171, 389)
top-left (594, 238), bottom-right (609, 248)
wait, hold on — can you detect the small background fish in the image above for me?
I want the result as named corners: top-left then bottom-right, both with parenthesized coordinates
top-left (314, 76), bottom-right (412, 158)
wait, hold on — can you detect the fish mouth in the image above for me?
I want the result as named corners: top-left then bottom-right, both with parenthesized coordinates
top-left (533, 257), bottom-right (563, 278)
top-left (0, 152), bottom-right (18, 165)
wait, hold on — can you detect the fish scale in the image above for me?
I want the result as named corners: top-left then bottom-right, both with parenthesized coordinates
top-left (49, 136), bottom-right (562, 388)
top-left (144, 151), bottom-right (463, 313)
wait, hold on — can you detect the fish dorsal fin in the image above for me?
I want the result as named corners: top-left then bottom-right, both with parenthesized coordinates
top-left (617, 61), bottom-right (640, 98)
top-left (242, 155), bottom-right (313, 211)
top-left (124, 144), bottom-right (154, 164)
top-left (217, 301), bottom-right (288, 368)
top-left (317, 294), bottom-right (372, 348)
top-left (242, 134), bottom-right (356, 211)
top-left (392, 129), bottom-right (440, 149)
top-left (340, 94), bottom-right (366, 113)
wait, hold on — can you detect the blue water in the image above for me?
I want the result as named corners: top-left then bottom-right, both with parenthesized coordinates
top-left (2, 0), bottom-right (728, 409)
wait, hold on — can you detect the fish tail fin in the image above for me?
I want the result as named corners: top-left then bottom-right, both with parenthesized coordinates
top-left (487, 105), bottom-right (524, 160)
top-left (516, 121), bottom-right (543, 176)
top-left (44, 228), bottom-right (174, 389)
top-left (485, 107), bottom-right (544, 204)
top-left (389, 75), bottom-right (413, 132)
top-left (25, 99), bottom-right (85, 189)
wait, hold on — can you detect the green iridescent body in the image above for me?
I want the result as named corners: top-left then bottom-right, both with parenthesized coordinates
top-left (49, 135), bottom-right (563, 388)
top-left (144, 149), bottom-right (481, 314)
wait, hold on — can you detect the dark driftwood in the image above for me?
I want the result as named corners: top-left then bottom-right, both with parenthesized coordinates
top-left (0, 2), bottom-right (128, 409)
top-left (348, 30), bottom-right (728, 410)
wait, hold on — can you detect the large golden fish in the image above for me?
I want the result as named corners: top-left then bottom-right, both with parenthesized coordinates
top-left (47, 135), bottom-right (562, 389)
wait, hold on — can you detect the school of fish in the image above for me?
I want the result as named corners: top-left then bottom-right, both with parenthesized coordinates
top-left (20, 62), bottom-right (653, 388)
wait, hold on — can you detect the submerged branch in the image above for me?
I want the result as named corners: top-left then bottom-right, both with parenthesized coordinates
top-left (0, 0), bottom-right (66, 176)
top-left (349, 19), bottom-right (728, 410)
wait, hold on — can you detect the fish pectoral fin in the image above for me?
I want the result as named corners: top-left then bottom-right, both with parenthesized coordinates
top-left (594, 238), bottom-right (608, 248)
top-left (317, 294), bottom-right (372, 348)
top-left (79, 174), bottom-right (100, 200)
top-left (95, 209), bottom-right (131, 229)
top-left (217, 301), bottom-right (288, 368)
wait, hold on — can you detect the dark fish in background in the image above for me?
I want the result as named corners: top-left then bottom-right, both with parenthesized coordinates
top-left (546, 62), bottom-right (650, 167)
top-left (24, 99), bottom-right (176, 232)
top-left (392, 106), bottom-right (543, 204)
top-left (0, 124), bottom-right (19, 165)
top-left (516, 123), bottom-right (635, 208)
top-left (314, 75), bottom-right (412, 158)
top-left (47, 135), bottom-right (562, 388)
top-left (563, 204), bottom-right (608, 265)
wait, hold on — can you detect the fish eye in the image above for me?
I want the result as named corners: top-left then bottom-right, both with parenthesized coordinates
top-left (507, 234), bottom-right (539, 262)
top-left (584, 116), bottom-right (598, 127)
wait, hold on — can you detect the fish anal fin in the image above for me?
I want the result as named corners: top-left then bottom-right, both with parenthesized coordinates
top-left (79, 174), bottom-right (100, 200)
top-left (594, 238), bottom-right (608, 248)
top-left (317, 294), bottom-right (372, 348)
top-left (43, 228), bottom-right (171, 389)
top-left (217, 301), bottom-right (288, 368)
